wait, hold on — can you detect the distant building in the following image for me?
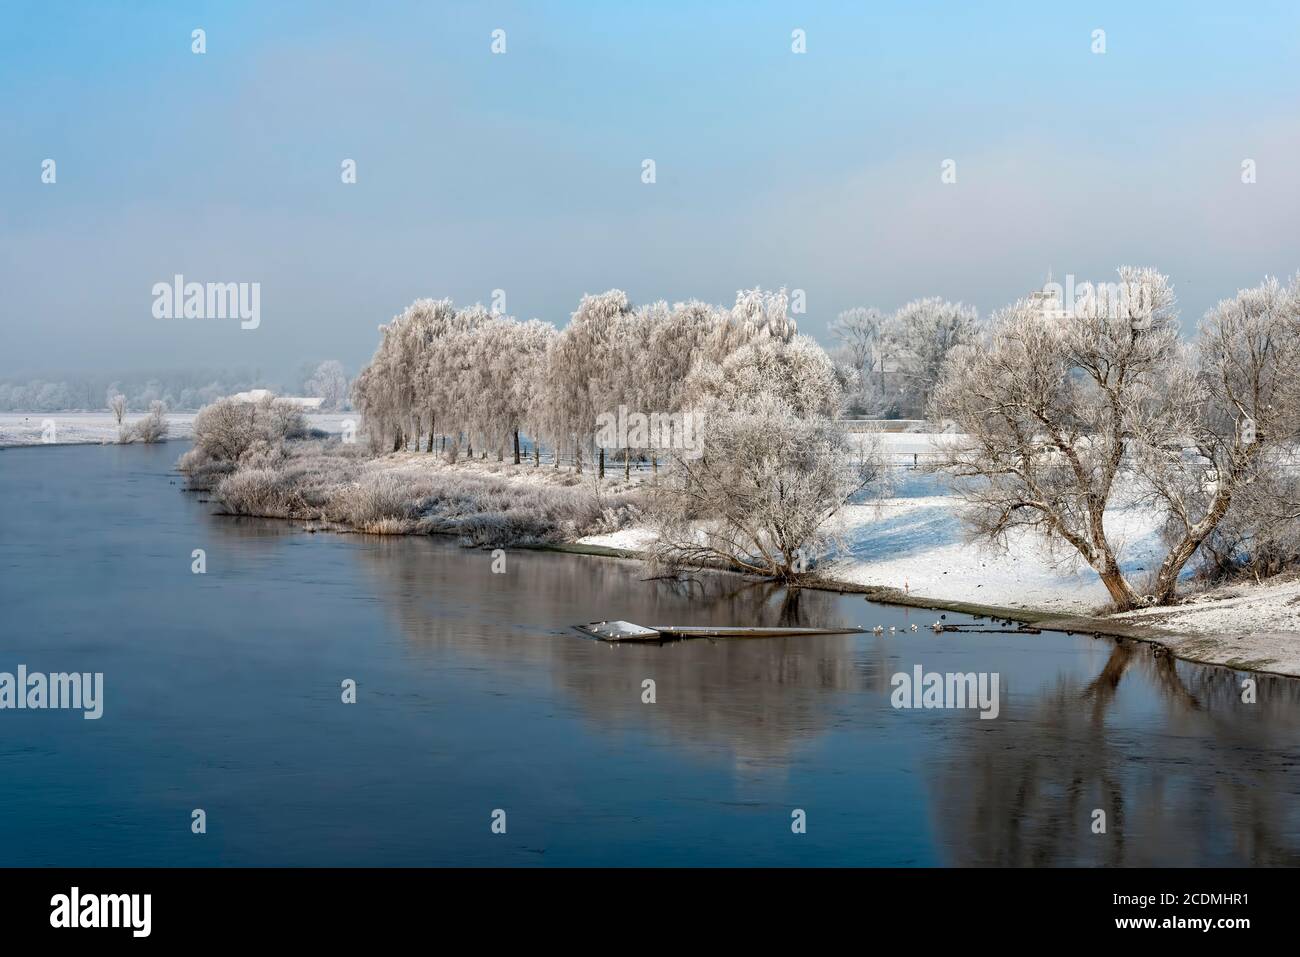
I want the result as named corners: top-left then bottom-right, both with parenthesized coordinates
top-left (228, 389), bottom-right (324, 410)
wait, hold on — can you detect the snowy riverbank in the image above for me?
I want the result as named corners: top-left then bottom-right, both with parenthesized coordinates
top-left (16, 423), bottom-right (1298, 675)
top-left (0, 411), bottom-right (356, 448)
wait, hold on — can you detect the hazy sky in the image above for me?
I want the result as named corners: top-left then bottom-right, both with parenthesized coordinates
top-left (2, 1), bottom-right (1298, 380)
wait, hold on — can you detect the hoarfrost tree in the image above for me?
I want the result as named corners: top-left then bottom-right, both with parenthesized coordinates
top-left (650, 300), bottom-right (877, 580)
top-left (639, 300), bottom-right (721, 474)
top-left (647, 392), bottom-right (880, 581)
top-left (1139, 275), bottom-right (1300, 601)
top-left (890, 297), bottom-right (980, 416)
top-left (929, 267), bottom-right (1300, 610)
top-left (108, 390), bottom-right (127, 425)
top-left (513, 319), bottom-right (557, 465)
top-left (545, 290), bottom-right (631, 475)
top-left (830, 307), bottom-right (888, 411)
top-left (304, 360), bottom-right (349, 411)
top-left (686, 332), bottom-right (843, 419)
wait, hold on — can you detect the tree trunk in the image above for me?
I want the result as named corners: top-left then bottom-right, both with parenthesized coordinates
top-left (598, 445), bottom-right (605, 479)
top-left (624, 444), bottom-right (630, 480)
top-left (513, 429), bottom-right (521, 465)
top-left (1098, 565), bottom-right (1143, 611)
top-left (426, 415), bottom-right (435, 452)
top-left (392, 428), bottom-right (403, 453)
top-left (1152, 492), bottom-right (1235, 604)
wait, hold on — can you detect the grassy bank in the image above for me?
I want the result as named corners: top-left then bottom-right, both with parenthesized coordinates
top-left (183, 439), bottom-right (643, 547)
top-left (183, 437), bottom-right (1300, 678)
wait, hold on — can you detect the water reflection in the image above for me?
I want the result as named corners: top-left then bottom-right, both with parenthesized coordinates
top-left (341, 534), bottom-right (1300, 865)
top-left (72, 448), bottom-right (1289, 865)
top-left (931, 642), bottom-right (1300, 866)
top-left (345, 538), bottom-right (887, 769)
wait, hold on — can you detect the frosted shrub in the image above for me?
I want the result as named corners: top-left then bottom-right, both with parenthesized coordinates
top-left (189, 395), bottom-right (307, 465)
top-left (119, 401), bottom-right (168, 443)
top-left (327, 473), bottom-right (417, 530)
top-left (217, 468), bottom-right (303, 517)
top-left (648, 392), bottom-right (882, 580)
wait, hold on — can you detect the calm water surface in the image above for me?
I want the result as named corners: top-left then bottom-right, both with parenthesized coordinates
top-left (1, 442), bottom-right (1298, 866)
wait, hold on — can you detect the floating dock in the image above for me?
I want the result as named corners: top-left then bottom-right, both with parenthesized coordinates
top-left (574, 620), bottom-right (867, 642)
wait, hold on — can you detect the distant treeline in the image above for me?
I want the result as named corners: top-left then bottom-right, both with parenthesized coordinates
top-left (0, 362), bottom-right (350, 412)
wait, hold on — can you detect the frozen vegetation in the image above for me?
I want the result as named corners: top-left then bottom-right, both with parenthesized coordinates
top-left (0, 410), bottom-right (195, 447)
top-left (118, 270), bottom-right (1300, 672)
top-left (0, 363), bottom-right (354, 414)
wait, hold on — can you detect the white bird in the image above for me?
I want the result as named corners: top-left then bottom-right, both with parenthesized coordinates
top-left (910, 624), bottom-right (918, 632)
top-left (872, 625), bottom-right (884, 635)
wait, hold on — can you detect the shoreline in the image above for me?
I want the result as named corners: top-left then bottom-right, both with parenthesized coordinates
top-left (511, 542), bottom-right (1300, 680)
top-left (0, 436), bottom-right (191, 451)
top-left (76, 434), bottom-right (1300, 681)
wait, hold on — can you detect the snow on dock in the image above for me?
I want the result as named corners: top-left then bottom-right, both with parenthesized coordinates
top-left (574, 621), bottom-right (866, 642)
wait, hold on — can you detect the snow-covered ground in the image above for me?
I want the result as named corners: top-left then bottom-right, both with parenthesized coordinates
top-left (1110, 574), bottom-right (1300, 674)
top-left (580, 454), bottom-right (1300, 673)
top-left (0, 411), bottom-right (354, 448)
top-left (0, 411), bottom-right (196, 447)
top-left (582, 470), bottom-right (1170, 617)
top-left (13, 416), bottom-right (1299, 671)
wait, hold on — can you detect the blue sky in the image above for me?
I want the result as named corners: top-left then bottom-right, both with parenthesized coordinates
top-left (2, 1), bottom-right (1298, 378)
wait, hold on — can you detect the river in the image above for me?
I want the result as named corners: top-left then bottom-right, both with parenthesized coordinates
top-left (1, 442), bottom-right (1297, 865)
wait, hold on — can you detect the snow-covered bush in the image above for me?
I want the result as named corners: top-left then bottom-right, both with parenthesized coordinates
top-left (188, 395), bottom-right (306, 465)
top-left (119, 400), bottom-right (168, 443)
top-left (326, 473), bottom-right (417, 528)
top-left (216, 468), bottom-right (302, 517)
top-left (647, 392), bottom-right (882, 580)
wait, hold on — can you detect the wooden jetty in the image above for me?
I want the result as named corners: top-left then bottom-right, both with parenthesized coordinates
top-left (574, 620), bottom-right (867, 643)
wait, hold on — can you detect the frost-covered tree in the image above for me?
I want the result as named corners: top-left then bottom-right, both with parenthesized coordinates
top-left (889, 297), bottom-right (980, 416)
top-left (513, 319), bottom-right (557, 464)
top-left (830, 307), bottom-right (889, 412)
top-left (121, 400), bottom-right (168, 444)
top-left (1139, 275), bottom-right (1300, 600)
top-left (545, 290), bottom-right (632, 475)
top-left (686, 333), bottom-right (842, 418)
top-left (648, 392), bottom-right (880, 580)
top-left (646, 294), bottom-right (876, 578)
top-left (929, 268), bottom-right (1300, 610)
top-left (304, 360), bottom-right (349, 411)
top-left (349, 287), bottom-right (848, 493)
top-left (638, 300), bottom-right (722, 474)
top-left (108, 391), bottom-right (127, 425)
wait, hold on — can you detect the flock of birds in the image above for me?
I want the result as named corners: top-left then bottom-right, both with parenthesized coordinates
top-left (862, 611), bottom-right (953, 634)
top-left (866, 621), bottom-right (945, 635)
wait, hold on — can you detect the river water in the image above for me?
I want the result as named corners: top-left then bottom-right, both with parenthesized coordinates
top-left (1, 442), bottom-right (1297, 866)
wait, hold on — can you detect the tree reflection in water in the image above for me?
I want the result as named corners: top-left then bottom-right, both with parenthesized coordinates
top-left (342, 532), bottom-right (1300, 865)
top-left (930, 641), bottom-right (1300, 866)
